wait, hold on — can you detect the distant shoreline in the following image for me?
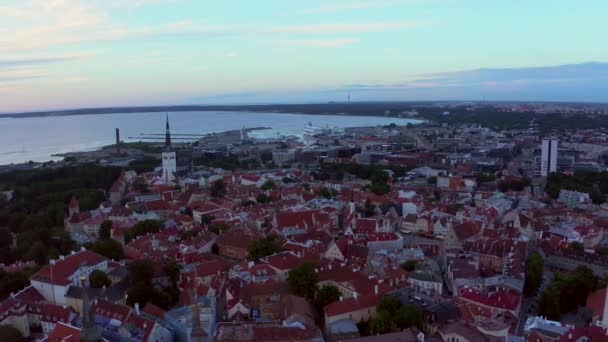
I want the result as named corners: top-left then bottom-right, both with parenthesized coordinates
top-left (0, 103), bottom-right (417, 119)
top-left (1, 101), bottom-right (607, 119)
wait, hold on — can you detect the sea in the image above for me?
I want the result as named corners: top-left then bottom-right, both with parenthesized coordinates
top-left (0, 111), bottom-right (421, 165)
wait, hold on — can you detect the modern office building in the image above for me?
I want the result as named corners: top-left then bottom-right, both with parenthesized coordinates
top-left (540, 139), bottom-right (558, 176)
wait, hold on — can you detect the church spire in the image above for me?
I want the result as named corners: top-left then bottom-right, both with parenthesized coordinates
top-left (165, 113), bottom-right (172, 147)
top-left (190, 266), bottom-right (205, 341)
top-left (79, 275), bottom-right (103, 342)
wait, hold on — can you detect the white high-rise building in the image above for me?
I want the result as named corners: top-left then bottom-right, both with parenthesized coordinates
top-left (541, 139), bottom-right (558, 176)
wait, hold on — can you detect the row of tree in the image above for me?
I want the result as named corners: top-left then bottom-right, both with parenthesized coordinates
top-left (545, 171), bottom-right (608, 204)
top-left (367, 296), bottom-right (423, 335)
top-left (125, 259), bottom-right (181, 310)
top-left (538, 266), bottom-right (603, 320)
top-left (0, 164), bottom-right (121, 265)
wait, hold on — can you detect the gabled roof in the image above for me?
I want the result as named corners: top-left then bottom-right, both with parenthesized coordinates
top-left (452, 222), bottom-right (479, 241)
top-left (261, 251), bottom-right (301, 271)
top-left (324, 294), bottom-right (379, 317)
top-left (43, 322), bottom-right (81, 342)
top-left (586, 288), bottom-right (607, 318)
top-left (31, 250), bottom-right (107, 286)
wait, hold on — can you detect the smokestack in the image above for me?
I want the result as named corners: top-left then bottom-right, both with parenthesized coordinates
top-left (115, 128), bottom-right (120, 153)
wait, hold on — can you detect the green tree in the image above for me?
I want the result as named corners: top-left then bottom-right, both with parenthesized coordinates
top-left (401, 260), bottom-right (418, 272)
top-left (126, 283), bottom-right (156, 307)
top-left (369, 181), bottom-right (390, 195)
top-left (26, 241), bottom-right (48, 265)
top-left (570, 241), bottom-right (584, 252)
top-left (377, 296), bottom-right (400, 315)
top-left (394, 305), bottom-right (423, 329)
top-left (0, 269), bottom-right (30, 300)
top-left (129, 259), bottom-right (154, 286)
top-left (369, 310), bottom-right (393, 335)
top-left (538, 266), bottom-right (599, 319)
top-left (248, 235), bottom-right (282, 260)
top-left (89, 270), bottom-right (111, 288)
top-left (315, 285), bottom-right (340, 311)
top-left (261, 180), bottom-right (276, 190)
top-left (0, 228), bottom-right (13, 251)
top-left (125, 219), bottom-right (161, 243)
top-left (317, 187), bottom-right (335, 199)
top-left (210, 180), bottom-right (226, 198)
top-left (361, 199), bottom-right (376, 218)
top-left (539, 281), bottom-right (561, 320)
top-left (256, 193), bottom-right (273, 204)
top-left (163, 259), bottom-right (182, 288)
top-left (89, 239), bottom-right (124, 261)
top-left (200, 214), bottom-right (215, 225)
top-left (0, 325), bottom-right (25, 342)
top-left (287, 261), bottom-right (318, 300)
top-left (98, 220), bottom-right (113, 240)
top-left (524, 252), bottom-right (544, 296)
top-left (208, 223), bottom-right (229, 234)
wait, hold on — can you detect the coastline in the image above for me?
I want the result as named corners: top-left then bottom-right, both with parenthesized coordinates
top-left (0, 103), bottom-right (425, 119)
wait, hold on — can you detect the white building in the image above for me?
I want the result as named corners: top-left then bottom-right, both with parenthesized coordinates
top-left (558, 189), bottom-right (590, 207)
top-left (541, 139), bottom-right (558, 176)
top-left (29, 249), bottom-right (108, 306)
top-left (162, 150), bottom-right (177, 183)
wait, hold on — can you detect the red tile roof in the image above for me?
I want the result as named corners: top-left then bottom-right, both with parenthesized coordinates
top-left (324, 293), bottom-right (379, 317)
top-left (44, 322), bottom-right (81, 342)
top-left (586, 288), bottom-right (607, 318)
top-left (459, 288), bottom-right (520, 311)
top-left (31, 250), bottom-right (107, 286)
top-left (261, 251), bottom-right (301, 271)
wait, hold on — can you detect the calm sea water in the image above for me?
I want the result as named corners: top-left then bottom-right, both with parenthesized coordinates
top-left (0, 111), bottom-right (420, 165)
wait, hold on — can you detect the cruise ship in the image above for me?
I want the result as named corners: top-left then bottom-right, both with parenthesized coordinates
top-left (303, 123), bottom-right (324, 145)
top-left (303, 122), bottom-right (343, 145)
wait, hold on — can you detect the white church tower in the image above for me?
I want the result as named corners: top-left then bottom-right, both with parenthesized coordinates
top-left (162, 114), bottom-right (177, 183)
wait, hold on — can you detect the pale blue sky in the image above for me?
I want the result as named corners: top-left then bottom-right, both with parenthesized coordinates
top-left (1, 0), bottom-right (607, 112)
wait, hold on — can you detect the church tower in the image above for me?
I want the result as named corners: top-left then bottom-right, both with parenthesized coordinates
top-left (79, 275), bottom-right (103, 342)
top-left (161, 113), bottom-right (177, 183)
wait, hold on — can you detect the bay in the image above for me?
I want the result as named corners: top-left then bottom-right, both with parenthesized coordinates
top-left (0, 111), bottom-right (420, 165)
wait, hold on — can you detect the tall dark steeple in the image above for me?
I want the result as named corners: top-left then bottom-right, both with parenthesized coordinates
top-left (190, 300), bottom-right (205, 341)
top-left (165, 113), bottom-right (172, 147)
top-left (79, 275), bottom-right (103, 342)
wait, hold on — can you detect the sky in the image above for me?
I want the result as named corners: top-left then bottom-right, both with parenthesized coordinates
top-left (1, 0), bottom-right (607, 112)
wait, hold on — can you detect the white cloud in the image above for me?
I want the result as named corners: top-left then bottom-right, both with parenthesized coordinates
top-left (261, 21), bottom-right (414, 34)
top-left (278, 38), bottom-right (359, 47)
top-left (108, 0), bottom-right (177, 8)
top-left (225, 52), bottom-right (239, 58)
top-left (297, 1), bottom-right (394, 14)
